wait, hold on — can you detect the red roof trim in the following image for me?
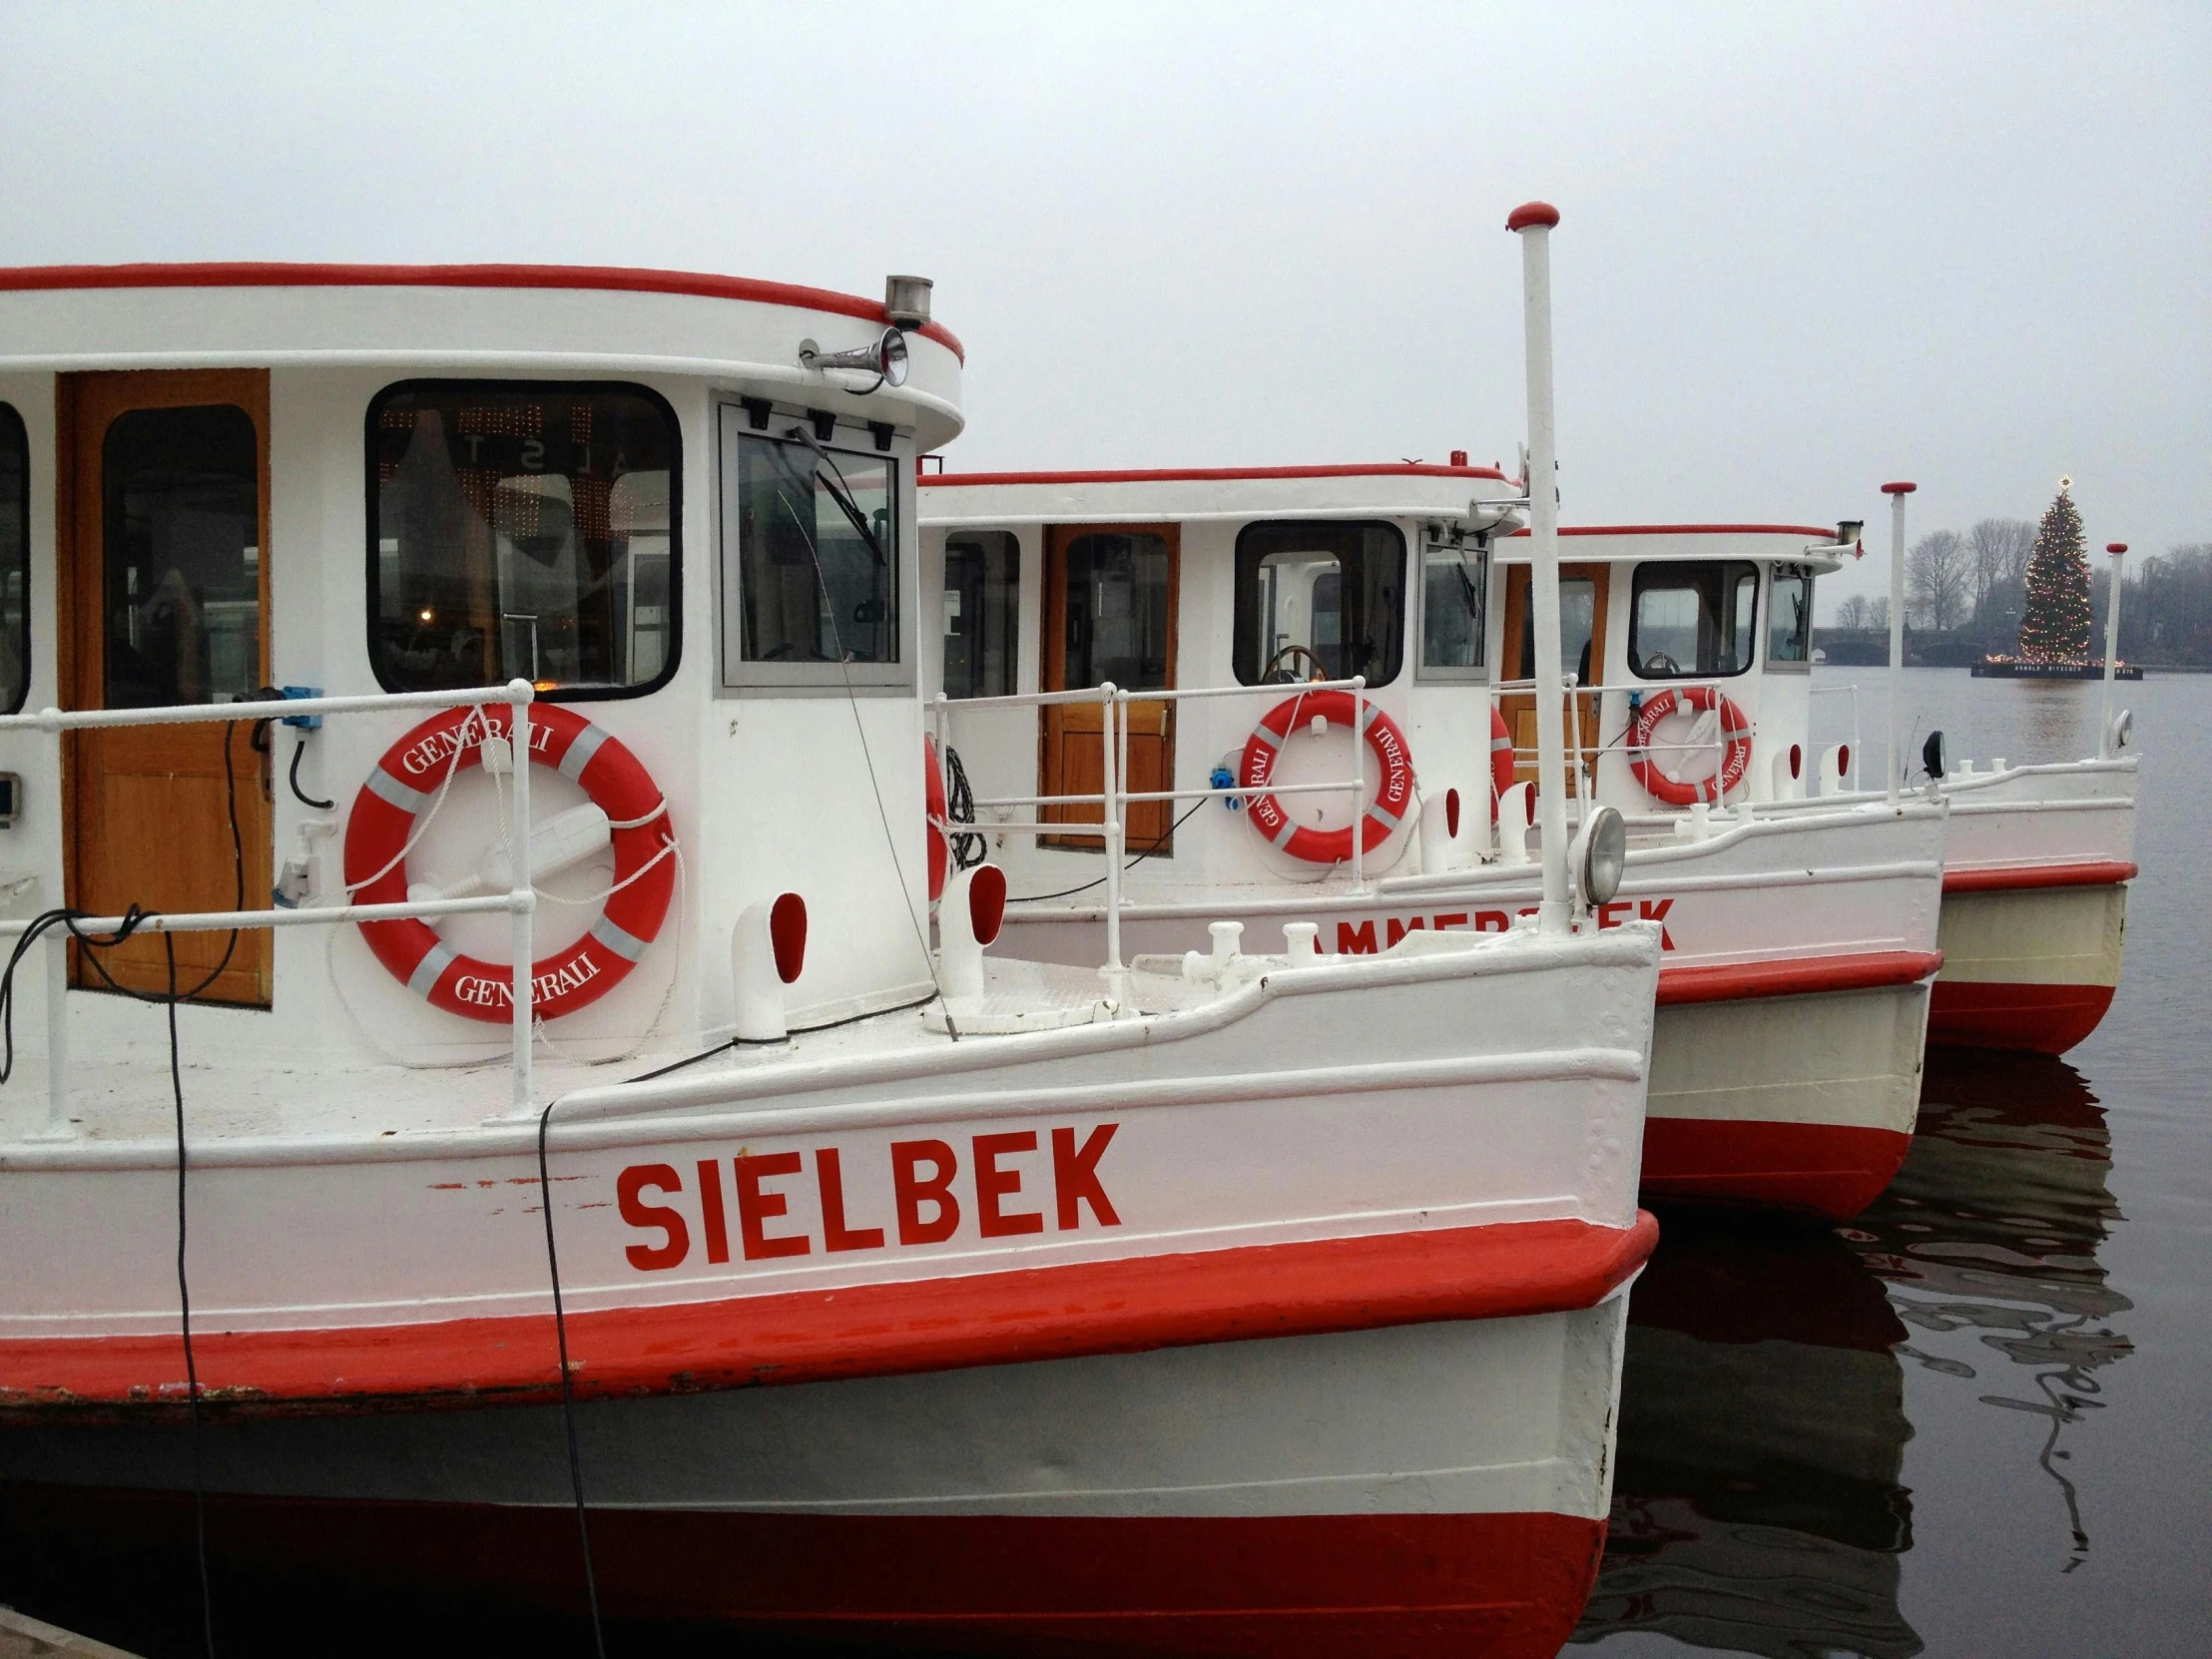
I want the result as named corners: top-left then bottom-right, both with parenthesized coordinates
top-left (1942, 859), bottom-right (2135, 894)
top-left (1656, 948), bottom-right (1942, 1006)
top-left (920, 462), bottom-right (1510, 488)
top-left (0, 1214), bottom-right (1654, 1416)
top-left (0, 261), bottom-right (965, 363)
top-left (1503, 522), bottom-right (1841, 540)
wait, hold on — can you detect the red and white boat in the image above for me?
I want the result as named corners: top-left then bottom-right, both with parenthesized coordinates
top-left (921, 408), bottom-right (1945, 1219)
top-left (1760, 487), bottom-right (2139, 1055)
top-left (0, 230), bottom-right (1660, 1652)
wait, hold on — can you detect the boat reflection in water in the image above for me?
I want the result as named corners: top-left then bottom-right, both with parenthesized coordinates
top-left (1574, 1049), bottom-right (2132, 1657)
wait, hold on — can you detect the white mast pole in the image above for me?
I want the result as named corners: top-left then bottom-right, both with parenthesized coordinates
top-left (1509, 201), bottom-right (1572, 932)
top-left (2100, 541), bottom-right (2126, 756)
top-left (1881, 480), bottom-right (1915, 805)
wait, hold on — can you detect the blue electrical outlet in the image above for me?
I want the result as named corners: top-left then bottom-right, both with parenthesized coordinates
top-left (280, 686), bottom-right (324, 731)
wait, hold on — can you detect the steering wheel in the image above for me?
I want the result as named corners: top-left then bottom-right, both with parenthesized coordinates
top-left (1264, 644), bottom-right (1330, 683)
top-left (1643, 652), bottom-right (1681, 676)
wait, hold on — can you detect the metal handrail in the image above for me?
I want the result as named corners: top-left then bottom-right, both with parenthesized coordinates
top-left (931, 675), bottom-right (1385, 965)
top-left (5, 678), bottom-right (540, 1137)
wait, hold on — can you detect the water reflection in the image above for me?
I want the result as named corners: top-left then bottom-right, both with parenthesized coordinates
top-left (1848, 1050), bottom-right (2133, 1571)
top-left (1576, 1050), bottom-right (2132, 1656)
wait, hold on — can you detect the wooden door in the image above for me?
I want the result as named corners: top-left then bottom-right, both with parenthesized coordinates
top-left (1500, 562), bottom-right (1609, 797)
top-left (60, 369), bottom-right (273, 1004)
top-left (1040, 524), bottom-right (1178, 853)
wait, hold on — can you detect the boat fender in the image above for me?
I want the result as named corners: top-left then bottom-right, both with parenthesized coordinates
top-left (343, 703), bottom-right (674, 1024)
top-left (1237, 690), bottom-right (1416, 864)
top-left (733, 891), bottom-right (808, 1042)
top-left (1628, 685), bottom-right (1753, 806)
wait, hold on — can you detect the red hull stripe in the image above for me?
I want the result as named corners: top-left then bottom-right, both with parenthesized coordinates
top-left (1, 1483), bottom-right (1604, 1657)
top-left (0, 260), bottom-right (966, 362)
top-left (0, 1215), bottom-right (1658, 1414)
top-left (1656, 948), bottom-right (1941, 1006)
top-left (1640, 1119), bottom-right (1912, 1221)
top-left (1928, 979), bottom-right (2115, 1055)
top-left (1942, 859), bottom-right (2135, 893)
top-left (920, 461), bottom-right (1511, 486)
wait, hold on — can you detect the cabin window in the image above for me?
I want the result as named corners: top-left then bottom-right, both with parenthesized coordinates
top-left (721, 418), bottom-right (904, 689)
top-left (1418, 537), bottom-right (1487, 676)
top-left (1629, 560), bottom-right (1759, 680)
top-left (1059, 531), bottom-right (1172, 690)
top-left (942, 530), bottom-right (1019, 698)
top-left (0, 404), bottom-right (25, 714)
top-left (367, 381), bottom-right (679, 700)
top-left (1767, 563), bottom-right (1814, 671)
top-left (1514, 578), bottom-right (1599, 685)
top-left (104, 404), bottom-right (262, 708)
top-left (1233, 521), bottom-right (1403, 687)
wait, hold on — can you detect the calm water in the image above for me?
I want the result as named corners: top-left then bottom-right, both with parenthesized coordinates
top-left (5, 671), bottom-right (2206, 1657)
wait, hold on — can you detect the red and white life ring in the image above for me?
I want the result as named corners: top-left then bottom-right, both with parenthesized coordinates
top-left (343, 703), bottom-right (675, 1024)
top-left (1488, 704), bottom-right (1514, 815)
top-left (1629, 685), bottom-right (1753, 806)
top-left (1238, 690), bottom-right (1416, 864)
top-left (924, 735), bottom-right (949, 901)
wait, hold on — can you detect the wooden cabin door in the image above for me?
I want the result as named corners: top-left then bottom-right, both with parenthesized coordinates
top-left (1040, 524), bottom-right (1178, 853)
top-left (60, 369), bottom-right (273, 1005)
top-left (1500, 562), bottom-right (1609, 797)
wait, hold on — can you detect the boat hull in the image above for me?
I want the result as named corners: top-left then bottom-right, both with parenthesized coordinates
top-left (1928, 880), bottom-right (2126, 1054)
top-left (1640, 980), bottom-right (1930, 1220)
top-left (0, 1303), bottom-right (1632, 1657)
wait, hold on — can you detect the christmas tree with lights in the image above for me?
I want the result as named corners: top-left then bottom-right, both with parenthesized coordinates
top-left (2017, 480), bottom-right (2092, 664)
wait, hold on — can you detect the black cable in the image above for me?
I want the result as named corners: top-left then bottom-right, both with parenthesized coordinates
top-left (166, 933), bottom-right (217, 1659)
top-left (734, 987), bottom-right (943, 1046)
top-left (287, 737), bottom-right (334, 813)
top-left (535, 1099), bottom-right (607, 1659)
top-left (942, 744), bottom-right (984, 871)
top-left (1009, 796), bottom-right (1210, 904)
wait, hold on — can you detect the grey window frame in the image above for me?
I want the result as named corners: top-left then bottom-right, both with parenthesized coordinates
top-left (1414, 528), bottom-right (1491, 683)
top-left (1765, 562), bottom-right (1815, 675)
top-left (716, 400), bottom-right (915, 696)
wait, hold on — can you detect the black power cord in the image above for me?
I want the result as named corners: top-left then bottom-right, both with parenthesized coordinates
top-left (1009, 796), bottom-right (1210, 904)
top-left (166, 932), bottom-right (218, 1659)
top-left (941, 744), bottom-right (985, 872)
top-left (287, 737), bottom-right (334, 813)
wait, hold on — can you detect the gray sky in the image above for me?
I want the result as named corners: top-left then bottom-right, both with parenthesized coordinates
top-left (3, 1), bottom-right (2204, 613)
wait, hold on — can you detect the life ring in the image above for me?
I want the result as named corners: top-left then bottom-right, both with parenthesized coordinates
top-left (1238, 690), bottom-right (1415, 863)
top-left (924, 735), bottom-right (949, 900)
top-left (343, 704), bottom-right (675, 1024)
top-left (1629, 685), bottom-right (1753, 806)
top-left (1489, 704), bottom-right (1514, 815)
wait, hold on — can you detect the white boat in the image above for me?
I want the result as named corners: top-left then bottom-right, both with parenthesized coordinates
top-left (919, 501), bottom-right (1944, 1220)
top-left (0, 217), bottom-right (1659, 1650)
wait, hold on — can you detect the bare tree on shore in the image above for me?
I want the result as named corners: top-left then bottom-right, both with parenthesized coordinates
top-left (1909, 529), bottom-right (1970, 632)
top-left (1967, 517), bottom-right (2036, 618)
top-left (1834, 593), bottom-right (1871, 631)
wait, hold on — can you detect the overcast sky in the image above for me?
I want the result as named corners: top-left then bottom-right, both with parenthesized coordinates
top-left (3, 2), bottom-right (2204, 612)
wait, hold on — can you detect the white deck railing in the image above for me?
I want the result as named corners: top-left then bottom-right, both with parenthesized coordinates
top-left (932, 676), bottom-right (1381, 968)
top-left (0, 679), bottom-right (541, 1138)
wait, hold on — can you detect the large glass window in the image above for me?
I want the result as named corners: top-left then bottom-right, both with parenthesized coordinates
top-left (724, 423), bottom-right (898, 680)
top-left (1060, 531), bottom-right (1171, 690)
top-left (368, 381), bottom-right (679, 699)
top-left (942, 530), bottom-right (1019, 698)
top-left (1420, 537), bottom-right (1487, 675)
top-left (1233, 521), bottom-right (1403, 686)
top-left (0, 404), bottom-right (26, 714)
top-left (1768, 563), bottom-right (1814, 671)
top-left (1629, 560), bottom-right (1759, 680)
top-left (1515, 577), bottom-right (1598, 685)
top-left (104, 404), bottom-right (261, 708)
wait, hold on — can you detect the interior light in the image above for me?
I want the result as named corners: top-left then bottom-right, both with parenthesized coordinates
top-left (417, 608), bottom-right (434, 624)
